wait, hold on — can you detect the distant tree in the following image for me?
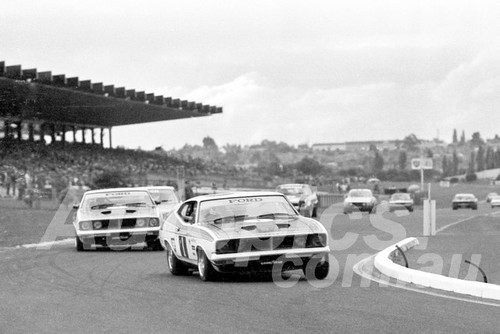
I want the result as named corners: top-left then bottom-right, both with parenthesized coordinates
top-left (295, 156), bottom-right (322, 175)
top-left (470, 132), bottom-right (484, 147)
top-left (459, 130), bottom-right (466, 145)
top-left (468, 151), bottom-right (476, 174)
top-left (398, 151), bottom-right (407, 170)
top-left (452, 150), bottom-right (459, 175)
top-left (372, 151), bottom-right (384, 172)
top-left (402, 134), bottom-right (420, 151)
top-left (485, 146), bottom-right (495, 169)
top-left (369, 144), bottom-right (378, 152)
top-left (426, 149), bottom-right (433, 158)
top-left (476, 146), bottom-right (485, 171)
top-left (202, 136), bottom-right (218, 151)
top-left (442, 155), bottom-right (449, 177)
top-left (452, 129), bottom-right (458, 144)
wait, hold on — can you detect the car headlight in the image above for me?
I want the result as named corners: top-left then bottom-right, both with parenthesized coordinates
top-left (216, 239), bottom-right (239, 254)
top-left (93, 221), bottom-right (103, 230)
top-left (80, 221), bottom-right (92, 230)
top-left (306, 233), bottom-right (327, 248)
top-left (293, 235), bottom-right (307, 248)
top-left (148, 218), bottom-right (160, 227)
top-left (136, 218), bottom-right (147, 227)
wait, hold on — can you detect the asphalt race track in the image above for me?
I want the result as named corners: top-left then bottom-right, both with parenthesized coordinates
top-left (1, 202), bottom-right (499, 333)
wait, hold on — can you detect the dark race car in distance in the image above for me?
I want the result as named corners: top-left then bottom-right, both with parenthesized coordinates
top-left (388, 192), bottom-right (414, 212)
top-left (452, 193), bottom-right (478, 210)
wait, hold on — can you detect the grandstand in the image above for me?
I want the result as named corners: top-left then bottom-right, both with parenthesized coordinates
top-left (0, 61), bottom-right (222, 147)
top-left (0, 60), bottom-right (223, 201)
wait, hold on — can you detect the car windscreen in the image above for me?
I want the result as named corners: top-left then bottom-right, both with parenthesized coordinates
top-left (349, 190), bottom-right (372, 198)
top-left (391, 193), bottom-right (410, 200)
top-left (82, 191), bottom-right (154, 210)
top-left (454, 195), bottom-right (474, 201)
top-left (148, 189), bottom-right (179, 204)
top-left (198, 195), bottom-right (297, 224)
top-left (276, 187), bottom-right (304, 195)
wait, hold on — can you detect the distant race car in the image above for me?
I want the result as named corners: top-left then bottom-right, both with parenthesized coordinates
top-left (275, 183), bottom-right (318, 217)
top-left (486, 192), bottom-right (498, 203)
top-left (343, 188), bottom-right (377, 214)
top-left (452, 193), bottom-right (478, 210)
top-left (145, 186), bottom-right (180, 220)
top-left (490, 195), bottom-right (500, 208)
top-left (73, 188), bottom-right (163, 251)
top-left (388, 193), bottom-right (414, 212)
top-left (160, 191), bottom-right (330, 281)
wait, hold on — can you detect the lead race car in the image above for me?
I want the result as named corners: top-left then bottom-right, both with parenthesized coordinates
top-left (73, 188), bottom-right (163, 251)
top-left (160, 191), bottom-right (330, 281)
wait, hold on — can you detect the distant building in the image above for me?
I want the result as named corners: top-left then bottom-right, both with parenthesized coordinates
top-left (312, 140), bottom-right (398, 152)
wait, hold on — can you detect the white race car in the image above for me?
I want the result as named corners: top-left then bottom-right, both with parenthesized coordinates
top-left (343, 188), bottom-right (377, 214)
top-left (145, 186), bottom-right (180, 220)
top-left (73, 188), bottom-right (163, 251)
top-left (275, 183), bottom-right (319, 217)
top-left (160, 191), bottom-right (330, 281)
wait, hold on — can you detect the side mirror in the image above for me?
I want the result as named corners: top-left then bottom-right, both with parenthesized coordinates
top-left (155, 200), bottom-right (161, 205)
top-left (72, 203), bottom-right (79, 210)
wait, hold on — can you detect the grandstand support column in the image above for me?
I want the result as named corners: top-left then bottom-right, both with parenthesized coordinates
top-left (40, 123), bottom-right (45, 143)
top-left (61, 124), bottom-right (66, 146)
top-left (72, 126), bottom-right (76, 143)
top-left (28, 122), bottom-right (34, 142)
top-left (100, 128), bottom-right (104, 147)
top-left (91, 127), bottom-right (95, 145)
top-left (109, 127), bottom-right (113, 149)
top-left (16, 121), bottom-right (22, 141)
top-left (81, 127), bottom-right (86, 144)
top-left (4, 120), bottom-right (9, 139)
top-left (50, 123), bottom-right (56, 144)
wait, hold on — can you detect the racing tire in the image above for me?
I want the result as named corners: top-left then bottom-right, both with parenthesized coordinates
top-left (76, 237), bottom-right (91, 251)
top-left (452, 206), bottom-right (458, 210)
top-left (197, 249), bottom-right (218, 281)
top-left (166, 244), bottom-right (188, 276)
top-left (76, 237), bottom-right (84, 251)
top-left (147, 239), bottom-right (164, 251)
top-left (303, 256), bottom-right (329, 280)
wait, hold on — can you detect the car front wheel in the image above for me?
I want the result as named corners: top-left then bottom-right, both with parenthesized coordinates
top-left (166, 244), bottom-right (188, 275)
top-left (197, 249), bottom-right (218, 281)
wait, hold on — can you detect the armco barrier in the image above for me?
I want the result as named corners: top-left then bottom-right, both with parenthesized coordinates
top-left (374, 238), bottom-right (500, 301)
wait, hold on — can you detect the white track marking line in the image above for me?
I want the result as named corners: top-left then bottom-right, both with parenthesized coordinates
top-left (436, 210), bottom-right (500, 234)
top-left (353, 255), bottom-right (500, 308)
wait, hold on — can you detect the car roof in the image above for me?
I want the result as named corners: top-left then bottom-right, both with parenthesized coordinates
top-left (454, 193), bottom-right (475, 197)
top-left (84, 187), bottom-right (151, 195)
top-left (276, 183), bottom-right (308, 188)
top-left (189, 191), bottom-right (284, 202)
top-left (143, 186), bottom-right (176, 190)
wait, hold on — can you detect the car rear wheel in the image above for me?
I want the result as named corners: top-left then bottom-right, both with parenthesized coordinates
top-left (197, 249), bottom-right (218, 281)
top-left (166, 244), bottom-right (188, 275)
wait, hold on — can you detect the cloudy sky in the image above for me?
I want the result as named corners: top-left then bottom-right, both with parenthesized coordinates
top-left (3, 0), bottom-right (500, 150)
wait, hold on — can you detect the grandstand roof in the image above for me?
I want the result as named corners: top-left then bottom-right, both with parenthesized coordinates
top-left (0, 61), bottom-right (222, 128)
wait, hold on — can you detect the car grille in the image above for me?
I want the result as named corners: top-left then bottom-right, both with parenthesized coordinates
top-left (94, 219), bottom-right (138, 229)
top-left (216, 234), bottom-right (326, 254)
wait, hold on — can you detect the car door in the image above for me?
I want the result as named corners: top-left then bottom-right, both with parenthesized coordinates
top-left (175, 201), bottom-right (198, 262)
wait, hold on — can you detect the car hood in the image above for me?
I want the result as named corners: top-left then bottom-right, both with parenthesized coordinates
top-left (78, 206), bottom-right (158, 220)
top-left (389, 200), bottom-right (413, 204)
top-left (202, 216), bottom-right (324, 239)
top-left (345, 197), bottom-right (374, 203)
